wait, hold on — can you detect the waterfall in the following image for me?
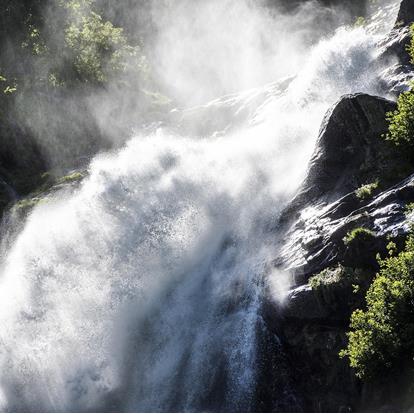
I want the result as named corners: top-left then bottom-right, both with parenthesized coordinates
top-left (0, 2), bottom-right (400, 412)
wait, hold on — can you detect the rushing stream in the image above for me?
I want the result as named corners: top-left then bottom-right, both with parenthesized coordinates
top-left (0, 1), bottom-right (401, 411)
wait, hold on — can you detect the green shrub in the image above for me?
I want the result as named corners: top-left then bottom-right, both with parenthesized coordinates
top-left (310, 265), bottom-right (345, 290)
top-left (353, 16), bottom-right (366, 28)
top-left (405, 202), bottom-right (414, 216)
top-left (384, 25), bottom-right (414, 149)
top-left (340, 235), bottom-right (414, 379)
top-left (309, 265), bottom-right (367, 291)
top-left (355, 181), bottom-right (379, 200)
top-left (385, 90), bottom-right (414, 148)
top-left (65, 11), bottom-right (145, 83)
top-left (343, 227), bottom-right (376, 246)
top-left (408, 24), bottom-right (414, 66)
top-left (56, 171), bottom-right (85, 184)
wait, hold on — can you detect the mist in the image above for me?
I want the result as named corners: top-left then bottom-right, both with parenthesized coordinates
top-left (1, 0), bottom-right (376, 176)
top-left (149, 0), bottom-right (368, 105)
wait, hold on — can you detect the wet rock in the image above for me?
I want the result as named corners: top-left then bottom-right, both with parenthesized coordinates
top-left (280, 319), bottom-right (359, 413)
top-left (277, 93), bottom-right (414, 282)
top-left (396, 0), bottom-right (414, 27)
top-left (282, 284), bottom-right (330, 321)
top-left (285, 94), bottom-right (397, 213)
top-left (269, 91), bottom-right (414, 412)
top-left (280, 176), bottom-right (414, 284)
top-left (376, 0), bottom-right (414, 92)
top-left (0, 121), bottom-right (48, 196)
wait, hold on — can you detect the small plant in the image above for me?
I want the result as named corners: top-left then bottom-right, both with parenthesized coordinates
top-left (385, 90), bottom-right (414, 148)
top-left (343, 227), bottom-right (376, 246)
top-left (354, 16), bottom-right (366, 28)
top-left (355, 181), bottom-right (379, 200)
top-left (309, 265), bottom-right (367, 291)
top-left (309, 266), bottom-right (345, 290)
top-left (14, 197), bottom-right (48, 214)
top-left (56, 171), bottom-right (85, 185)
top-left (408, 24), bottom-right (414, 66)
top-left (405, 202), bottom-right (414, 217)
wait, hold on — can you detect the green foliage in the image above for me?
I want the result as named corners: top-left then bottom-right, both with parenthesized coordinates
top-left (56, 171), bottom-right (85, 184)
top-left (12, 169), bottom-right (86, 215)
top-left (21, 24), bottom-right (47, 56)
top-left (309, 265), bottom-right (372, 315)
top-left (405, 202), bottom-right (414, 217)
top-left (65, 11), bottom-right (145, 83)
top-left (2, 0), bottom-right (149, 89)
top-left (309, 265), bottom-right (366, 291)
top-left (310, 265), bottom-right (345, 290)
top-left (0, 73), bottom-right (17, 96)
top-left (408, 24), bottom-right (414, 66)
top-left (384, 25), bottom-right (414, 149)
top-left (61, 0), bottom-right (94, 11)
top-left (14, 196), bottom-right (47, 213)
top-left (354, 16), bottom-right (366, 28)
top-left (385, 90), bottom-right (414, 148)
top-left (343, 227), bottom-right (376, 246)
top-left (341, 234), bottom-right (414, 379)
top-left (355, 181), bottom-right (379, 200)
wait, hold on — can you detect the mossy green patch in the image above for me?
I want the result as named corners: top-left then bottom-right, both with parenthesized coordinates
top-left (343, 227), bottom-right (376, 246)
top-left (355, 181), bottom-right (379, 200)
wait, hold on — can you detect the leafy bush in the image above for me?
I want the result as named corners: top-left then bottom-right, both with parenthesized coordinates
top-left (310, 266), bottom-right (342, 290)
top-left (355, 181), bottom-right (379, 200)
top-left (65, 11), bottom-right (146, 83)
top-left (340, 235), bottom-right (414, 379)
top-left (3, 0), bottom-right (149, 89)
top-left (385, 90), bottom-right (414, 148)
top-left (353, 16), bottom-right (366, 28)
top-left (405, 202), bottom-right (414, 216)
top-left (310, 265), bottom-right (365, 291)
top-left (384, 25), bottom-right (414, 149)
top-left (343, 227), bottom-right (376, 246)
top-left (408, 24), bottom-right (414, 66)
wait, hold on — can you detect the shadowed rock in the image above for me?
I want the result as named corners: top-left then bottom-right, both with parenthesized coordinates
top-left (284, 93), bottom-right (397, 214)
top-left (396, 0), bottom-right (414, 27)
top-left (279, 93), bottom-right (414, 281)
top-left (269, 92), bottom-right (414, 412)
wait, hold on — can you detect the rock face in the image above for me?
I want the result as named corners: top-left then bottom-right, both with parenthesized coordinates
top-left (267, 3), bottom-right (414, 407)
top-left (281, 173), bottom-right (414, 283)
top-left (0, 122), bottom-right (48, 213)
top-left (287, 94), bottom-right (397, 209)
top-left (396, 0), bottom-right (414, 27)
top-left (268, 92), bottom-right (414, 412)
top-left (377, 0), bottom-right (414, 92)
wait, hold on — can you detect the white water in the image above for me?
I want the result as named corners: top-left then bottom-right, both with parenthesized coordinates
top-left (0, 3), bottom-right (399, 412)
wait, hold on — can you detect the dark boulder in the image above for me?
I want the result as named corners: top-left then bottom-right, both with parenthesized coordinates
top-left (269, 91), bottom-right (414, 411)
top-left (396, 0), bottom-right (414, 27)
top-left (0, 123), bottom-right (48, 195)
top-left (284, 93), bottom-right (400, 216)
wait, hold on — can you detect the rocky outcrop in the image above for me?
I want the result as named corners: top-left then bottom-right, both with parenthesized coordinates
top-left (285, 94), bottom-right (398, 211)
top-left (0, 121), bottom-right (49, 214)
top-left (396, 0), bottom-right (414, 27)
top-left (268, 90), bottom-right (414, 411)
top-left (280, 173), bottom-right (414, 283)
top-left (376, 0), bottom-right (414, 93)
top-left (278, 93), bottom-right (414, 282)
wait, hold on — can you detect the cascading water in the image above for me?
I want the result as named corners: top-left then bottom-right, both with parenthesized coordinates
top-left (0, 2), bottom-right (401, 412)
